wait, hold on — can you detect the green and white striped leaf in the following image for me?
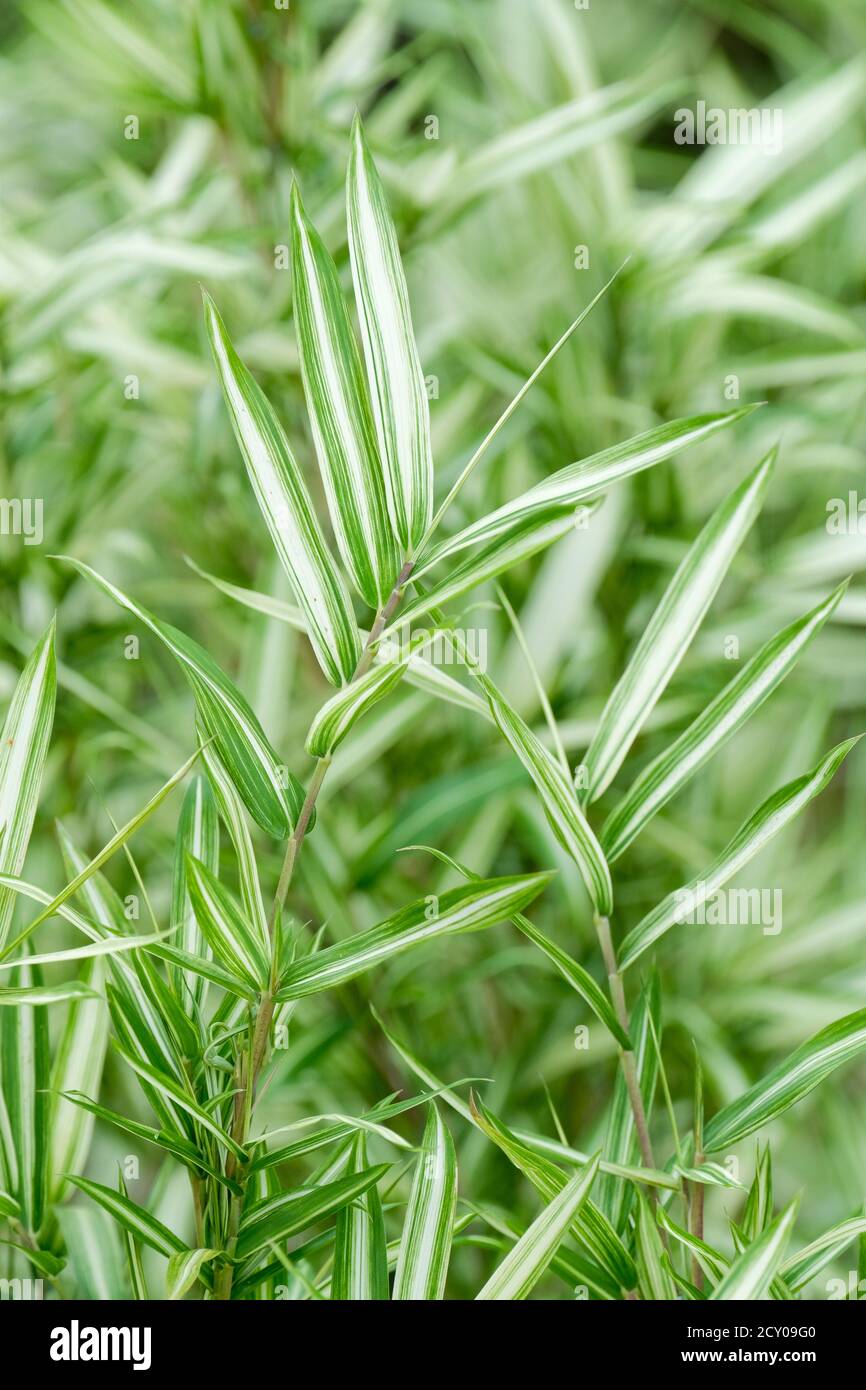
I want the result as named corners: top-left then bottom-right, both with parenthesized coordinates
top-left (332, 1132), bottom-right (389, 1300)
top-left (704, 1007), bottom-right (866, 1152)
top-left (114, 1041), bottom-right (248, 1162)
top-left (306, 645), bottom-right (411, 756)
top-left (58, 1203), bottom-right (126, 1300)
top-left (602, 582), bottom-right (846, 860)
top-left (475, 672), bottom-right (612, 915)
top-left (49, 957), bottom-right (108, 1203)
top-left (742, 1143), bottom-right (774, 1239)
top-left (393, 507), bottom-right (585, 632)
top-left (0, 981), bottom-right (99, 1005)
top-left (3, 738), bottom-right (204, 958)
top-left (782, 1215), bottom-right (866, 1291)
top-left (169, 774), bottom-right (219, 1013)
top-left (276, 873), bottom-right (551, 1001)
top-left (709, 1200), bottom-right (798, 1300)
top-left (203, 291), bottom-right (360, 685)
top-left (423, 407), bottom-right (759, 569)
top-left (185, 854), bottom-right (270, 990)
top-left (470, 1093), bottom-right (635, 1295)
top-left (583, 450), bottom-right (774, 802)
top-left (236, 1164), bottom-right (390, 1261)
top-left (619, 738), bottom-right (859, 971)
top-left (166, 1247), bottom-right (220, 1300)
top-left (676, 1161), bottom-right (745, 1190)
top-left (393, 1104), bottom-right (457, 1301)
top-left (0, 950), bottom-right (49, 1234)
top-left (635, 1191), bottom-right (676, 1300)
top-left (57, 556), bottom-right (299, 838)
top-left (347, 114), bottom-right (432, 553)
top-left (596, 973), bottom-right (660, 1230)
top-left (199, 737), bottom-right (271, 946)
top-left (412, 842), bottom-right (627, 1049)
top-left (290, 182), bottom-right (399, 607)
top-left (69, 1175), bottom-right (186, 1259)
top-left (0, 618), bottom-right (56, 950)
top-left (476, 1154), bottom-right (600, 1300)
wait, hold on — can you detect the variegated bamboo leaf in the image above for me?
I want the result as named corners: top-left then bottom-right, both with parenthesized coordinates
top-left (332, 1131), bottom-right (389, 1300)
top-left (185, 853), bottom-right (270, 990)
top-left (306, 644), bottom-right (411, 756)
top-left (169, 774), bottom-right (219, 1013)
top-left (709, 1200), bottom-right (798, 1300)
top-left (393, 1103), bottom-right (457, 1301)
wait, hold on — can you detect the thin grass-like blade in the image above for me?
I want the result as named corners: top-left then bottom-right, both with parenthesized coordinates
top-left (704, 1007), bottom-right (866, 1152)
top-left (596, 973), bottom-right (660, 1230)
top-left (203, 291), bottom-right (361, 684)
top-left (393, 1104), bottom-right (457, 1301)
top-left (619, 738), bottom-right (859, 971)
top-left (782, 1215), bottom-right (866, 1292)
top-left (584, 450), bottom-right (775, 802)
top-left (169, 774), bottom-right (219, 1013)
top-left (166, 1248), bottom-right (220, 1301)
top-left (0, 949), bottom-right (49, 1234)
top-left (474, 671), bottom-right (612, 915)
top-left (0, 618), bottom-right (56, 950)
top-left (476, 1154), bottom-right (600, 1300)
top-left (49, 957), bottom-right (109, 1203)
top-left (332, 1132), bottom-right (389, 1300)
top-left (709, 1200), bottom-right (798, 1300)
top-left (57, 556), bottom-right (299, 838)
top-left (276, 873), bottom-right (551, 1001)
top-left (290, 182), bottom-right (399, 607)
top-left (113, 1043), bottom-right (247, 1162)
top-left (347, 114), bottom-right (432, 553)
top-left (635, 1190), bottom-right (676, 1300)
top-left (425, 408), bottom-right (760, 568)
top-left (602, 582), bottom-right (847, 859)
top-left (185, 854), bottom-right (270, 990)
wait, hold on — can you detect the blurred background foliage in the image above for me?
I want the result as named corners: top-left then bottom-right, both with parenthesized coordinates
top-left (2, 0), bottom-right (866, 1296)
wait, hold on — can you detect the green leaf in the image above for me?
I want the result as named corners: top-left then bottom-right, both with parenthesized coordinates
top-left (347, 114), bottom-right (432, 553)
top-left (583, 450), bottom-right (774, 802)
top-left (704, 1007), bottom-right (866, 1151)
top-left (49, 956), bottom-right (109, 1203)
top-left (113, 1041), bottom-right (248, 1162)
top-left (290, 182), bottom-right (400, 607)
top-left (58, 1204), bottom-right (126, 1299)
top-left (742, 1143), bottom-right (774, 1239)
top-left (0, 618), bottom-right (56, 950)
top-left (169, 774), bottom-right (219, 1013)
top-left (473, 670), bottom-right (612, 915)
top-left (619, 738), bottom-right (859, 971)
top-left (199, 737), bottom-right (272, 943)
top-left (0, 950), bottom-right (49, 1234)
top-left (69, 1175), bottom-right (186, 1259)
top-left (635, 1190), bottom-right (676, 1300)
top-left (236, 1164), bottom-right (390, 1261)
top-left (276, 873), bottom-right (552, 1001)
top-left (596, 972), bottom-right (660, 1231)
top-left (167, 1247), bottom-right (220, 1300)
top-left (423, 407), bottom-right (760, 569)
top-left (476, 1154), bottom-right (600, 1300)
top-left (602, 583), bottom-right (847, 860)
top-left (203, 291), bottom-right (361, 685)
top-left (393, 1103), bottom-right (458, 1301)
top-left (332, 1132), bottom-right (389, 1300)
top-left (306, 645), bottom-right (411, 756)
top-left (709, 1199), bottom-right (798, 1300)
top-left (782, 1215), bottom-right (866, 1291)
top-left (57, 555), bottom-right (300, 838)
top-left (185, 854), bottom-right (270, 990)
top-left (0, 981), bottom-right (99, 1005)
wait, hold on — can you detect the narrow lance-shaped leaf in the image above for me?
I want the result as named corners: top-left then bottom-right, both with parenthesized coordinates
top-left (68, 1176), bottom-right (186, 1260)
top-left (166, 1248), bottom-right (220, 1301)
top-left (347, 114), bottom-right (432, 553)
top-left (424, 407), bottom-right (760, 569)
top-left (704, 1006), bottom-right (866, 1152)
top-left (276, 872), bottom-right (552, 1001)
top-left (393, 1104), bottom-right (458, 1301)
top-left (709, 1200), bottom-right (799, 1301)
top-left (49, 957), bottom-right (108, 1204)
top-left (619, 737), bottom-right (859, 971)
top-left (199, 736), bottom-right (271, 943)
top-left (236, 1164), bottom-right (391, 1261)
top-left (203, 290), bottom-right (361, 684)
top-left (602, 581), bottom-right (847, 860)
top-left (56, 556), bottom-right (300, 839)
top-left (332, 1131), bottom-right (389, 1301)
top-left (169, 774), bottom-right (219, 1013)
top-left (0, 949), bottom-right (49, 1234)
top-left (185, 854), bottom-right (270, 991)
top-left (306, 643), bottom-right (412, 757)
top-left (473, 668), bottom-right (613, 915)
top-left (635, 1191), bottom-right (676, 1300)
top-left (476, 1154), bottom-right (601, 1301)
top-left (290, 182), bottom-right (400, 607)
top-left (0, 618), bottom-right (56, 950)
top-left (596, 972), bottom-right (660, 1231)
top-left (583, 449), bottom-right (775, 802)
top-left (782, 1214), bottom-right (866, 1292)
